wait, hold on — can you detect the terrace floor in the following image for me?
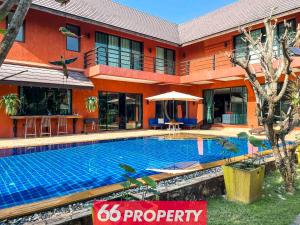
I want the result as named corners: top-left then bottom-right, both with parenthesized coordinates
top-left (0, 128), bottom-right (298, 149)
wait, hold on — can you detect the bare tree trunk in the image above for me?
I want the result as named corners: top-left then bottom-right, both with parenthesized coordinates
top-left (0, 0), bottom-right (32, 67)
top-left (264, 123), bottom-right (296, 193)
top-left (229, 15), bottom-right (300, 194)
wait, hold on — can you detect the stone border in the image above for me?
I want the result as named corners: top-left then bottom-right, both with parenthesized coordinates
top-left (2, 156), bottom-right (276, 225)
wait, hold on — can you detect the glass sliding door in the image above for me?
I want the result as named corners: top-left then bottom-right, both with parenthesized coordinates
top-left (125, 94), bottom-right (142, 129)
top-left (203, 87), bottom-right (247, 125)
top-left (132, 41), bottom-right (142, 70)
top-left (99, 91), bottom-right (143, 130)
top-left (95, 32), bottom-right (108, 65)
top-left (95, 32), bottom-right (143, 70)
top-left (203, 90), bottom-right (214, 124)
top-left (155, 47), bottom-right (165, 74)
top-left (166, 49), bottom-right (175, 75)
top-left (99, 92), bottom-right (120, 130)
top-left (121, 38), bottom-right (131, 69)
top-left (155, 47), bottom-right (175, 75)
top-left (108, 35), bottom-right (120, 67)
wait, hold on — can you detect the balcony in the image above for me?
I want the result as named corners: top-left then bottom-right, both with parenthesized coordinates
top-left (84, 47), bottom-right (180, 84)
top-left (180, 47), bottom-right (300, 85)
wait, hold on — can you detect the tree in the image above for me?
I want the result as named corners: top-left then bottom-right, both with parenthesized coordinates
top-left (229, 12), bottom-right (300, 193)
top-left (0, 0), bottom-right (69, 68)
top-left (0, 0), bottom-right (32, 67)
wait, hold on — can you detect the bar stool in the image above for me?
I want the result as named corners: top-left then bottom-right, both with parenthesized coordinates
top-left (40, 116), bottom-right (51, 136)
top-left (25, 117), bottom-right (37, 138)
top-left (57, 117), bottom-right (68, 135)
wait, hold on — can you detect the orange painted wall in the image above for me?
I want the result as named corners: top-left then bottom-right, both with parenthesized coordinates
top-left (0, 9), bottom-right (180, 73)
top-left (0, 85), bottom-right (18, 138)
top-left (179, 12), bottom-right (300, 76)
top-left (0, 9), bottom-right (299, 138)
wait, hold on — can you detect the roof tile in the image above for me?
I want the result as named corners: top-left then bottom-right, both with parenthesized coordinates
top-left (32, 0), bottom-right (300, 45)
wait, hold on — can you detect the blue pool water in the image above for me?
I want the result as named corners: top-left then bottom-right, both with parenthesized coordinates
top-left (0, 136), bottom-right (270, 209)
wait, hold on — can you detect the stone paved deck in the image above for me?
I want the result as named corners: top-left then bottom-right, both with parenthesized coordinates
top-left (0, 128), bottom-right (298, 149)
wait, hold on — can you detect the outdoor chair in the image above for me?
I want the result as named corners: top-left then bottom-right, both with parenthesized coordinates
top-left (57, 117), bottom-right (68, 135)
top-left (149, 118), bottom-right (161, 129)
top-left (184, 118), bottom-right (198, 129)
top-left (40, 116), bottom-right (52, 136)
top-left (84, 118), bottom-right (99, 133)
top-left (24, 117), bottom-right (37, 138)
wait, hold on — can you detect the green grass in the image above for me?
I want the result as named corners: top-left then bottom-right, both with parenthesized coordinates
top-left (208, 167), bottom-right (300, 225)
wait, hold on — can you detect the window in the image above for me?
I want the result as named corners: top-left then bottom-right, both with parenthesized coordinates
top-left (95, 32), bottom-right (143, 70)
top-left (275, 19), bottom-right (296, 56)
top-left (233, 28), bottom-right (266, 63)
top-left (66, 24), bottom-right (80, 52)
top-left (7, 13), bottom-right (25, 42)
top-left (19, 87), bottom-right (72, 115)
top-left (203, 87), bottom-right (247, 124)
top-left (234, 19), bottom-right (296, 60)
top-left (155, 47), bottom-right (175, 75)
top-left (99, 91), bottom-right (142, 130)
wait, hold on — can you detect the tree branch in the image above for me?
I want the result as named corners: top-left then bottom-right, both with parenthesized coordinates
top-left (0, 0), bottom-right (19, 21)
top-left (0, 0), bottom-right (32, 67)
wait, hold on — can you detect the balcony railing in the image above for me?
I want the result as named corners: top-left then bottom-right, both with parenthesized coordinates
top-left (179, 46), bottom-right (285, 76)
top-left (84, 46), bottom-right (287, 77)
top-left (84, 46), bottom-right (177, 75)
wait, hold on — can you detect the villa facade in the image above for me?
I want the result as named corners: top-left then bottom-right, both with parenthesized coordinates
top-left (0, 0), bottom-right (300, 138)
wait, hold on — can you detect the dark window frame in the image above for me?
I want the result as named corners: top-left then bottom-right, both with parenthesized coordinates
top-left (95, 31), bottom-right (144, 70)
top-left (98, 90), bottom-right (143, 130)
top-left (66, 24), bottom-right (81, 52)
top-left (18, 86), bottom-right (73, 116)
top-left (155, 46), bottom-right (176, 75)
top-left (6, 12), bottom-right (25, 43)
top-left (233, 27), bottom-right (266, 61)
top-left (203, 86), bottom-right (248, 125)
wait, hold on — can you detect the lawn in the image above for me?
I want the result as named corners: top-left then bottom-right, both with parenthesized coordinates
top-left (208, 167), bottom-right (300, 225)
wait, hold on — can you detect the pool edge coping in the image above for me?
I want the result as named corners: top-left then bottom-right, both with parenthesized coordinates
top-left (0, 149), bottom-right (275, 220)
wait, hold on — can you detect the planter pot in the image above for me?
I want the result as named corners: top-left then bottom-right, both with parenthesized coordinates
top-left (222, 164), bottom-right (265, 204)
top-left (297, 146), bottom-right (300, 165)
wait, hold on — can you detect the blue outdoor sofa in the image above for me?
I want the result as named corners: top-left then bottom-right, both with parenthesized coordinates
top-left (148, 118), bottom-right (170, 129)
top-left (149, 118), bottom-right (197, 129)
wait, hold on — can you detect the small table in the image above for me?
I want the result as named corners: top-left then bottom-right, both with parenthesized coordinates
top-left (165, 122), bottom-right (183, 131)
top-left (10, 115), bottom-right (82, 137)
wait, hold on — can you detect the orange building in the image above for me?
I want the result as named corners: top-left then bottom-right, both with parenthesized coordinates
top-left (0, 0), bottom-right (299, 138)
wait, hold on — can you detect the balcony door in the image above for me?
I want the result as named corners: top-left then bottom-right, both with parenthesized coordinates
top-left (95, 32), bottom-right (143, 70)
top-left (155, 47), bottom-right (175, 75)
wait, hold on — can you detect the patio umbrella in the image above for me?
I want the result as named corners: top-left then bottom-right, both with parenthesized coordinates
top-left (146, 91), bottom-right (202, 119)
top-left (146, 91), bottom-right (202, 102)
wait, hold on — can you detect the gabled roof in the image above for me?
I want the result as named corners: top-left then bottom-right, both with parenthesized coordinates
top-left (32, 0), bottom-right (180, 44)
top-left (178, 0), bottom-right (300, 44)
top-left (32, 0), bottom-right (300, 45)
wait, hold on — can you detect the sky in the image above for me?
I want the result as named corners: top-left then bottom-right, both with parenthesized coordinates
top-left (113, 0), bottom-right (237, 24)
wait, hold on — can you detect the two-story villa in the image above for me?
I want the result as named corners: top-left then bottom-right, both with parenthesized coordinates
top-left (0, 0), bottom-right (299, 138)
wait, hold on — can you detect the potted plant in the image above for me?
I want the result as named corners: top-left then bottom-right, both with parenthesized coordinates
top-left (296, 135), bottom-right (300, 165)
top-left (0, 93), bottom-right (20, 116)
top-left (217, 132), bottom-right (266, 204)
top-left (85, 96), bottom-right (98, 113)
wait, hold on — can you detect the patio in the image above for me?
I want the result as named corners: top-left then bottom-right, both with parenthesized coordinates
top-left (0, 128), bottom-right (298, 149)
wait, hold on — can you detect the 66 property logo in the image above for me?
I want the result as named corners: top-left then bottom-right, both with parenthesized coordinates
top-left (93, 201), bottom-right (207, 225)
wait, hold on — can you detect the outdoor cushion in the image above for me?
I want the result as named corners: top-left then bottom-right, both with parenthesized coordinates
top-left (149, 118), bottom-right (159, 127)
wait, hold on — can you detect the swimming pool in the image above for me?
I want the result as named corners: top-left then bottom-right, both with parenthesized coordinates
top-left (0, 135), bottom-right (270, 209)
